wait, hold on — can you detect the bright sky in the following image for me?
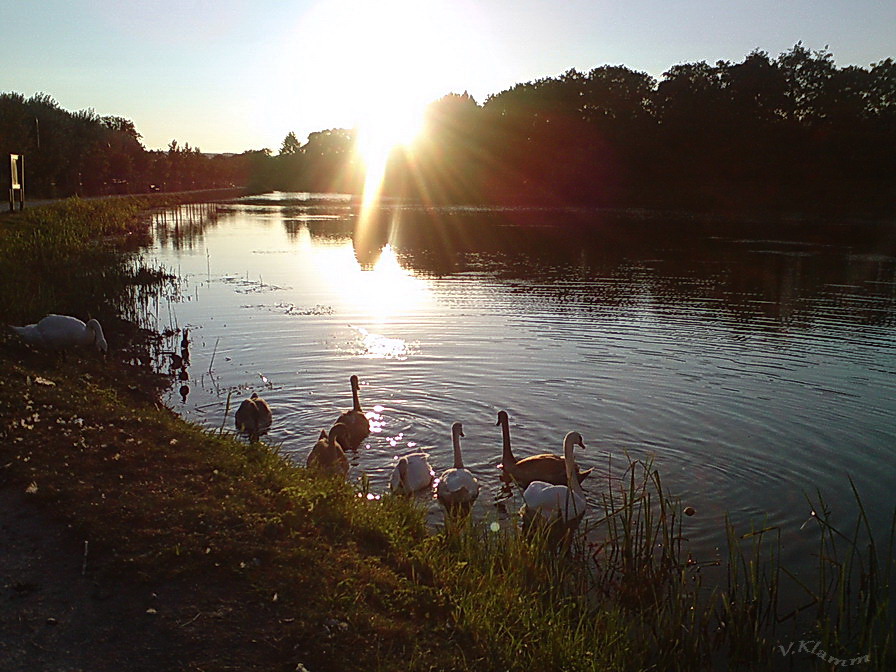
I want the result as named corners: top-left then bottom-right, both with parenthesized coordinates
top-left (4, 0), bottom-right (894, 154)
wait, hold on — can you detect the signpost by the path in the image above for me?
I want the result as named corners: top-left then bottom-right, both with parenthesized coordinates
top-left (9, 154), bottom-right (25, 212)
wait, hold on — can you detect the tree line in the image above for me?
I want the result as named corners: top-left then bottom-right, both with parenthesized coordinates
top-left (0, 92), bottom-right (267, 198)
top-left (264, 44), bottom-right (896, 215)
top-left (3, 44), bottom-right (895, 215)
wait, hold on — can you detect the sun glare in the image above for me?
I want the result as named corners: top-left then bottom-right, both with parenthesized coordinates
top-left (281, 0), bottom-right (485, 170)
top-left (355, 101), bottom-right (425, 207)
top-left (271, 0), bottom-right (490, 245)
top-left (356, 104), bottom-right (424, 170)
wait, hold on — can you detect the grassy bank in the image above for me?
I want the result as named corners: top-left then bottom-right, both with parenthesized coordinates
top-left (1, 198), bottom-right (893, 671)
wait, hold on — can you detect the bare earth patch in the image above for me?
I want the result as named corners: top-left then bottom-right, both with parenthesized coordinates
top-left (0, 484), bottom-right (294, 672)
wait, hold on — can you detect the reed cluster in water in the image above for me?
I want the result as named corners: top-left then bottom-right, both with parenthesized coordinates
top-left (409, 456), bottom-right (894, 670)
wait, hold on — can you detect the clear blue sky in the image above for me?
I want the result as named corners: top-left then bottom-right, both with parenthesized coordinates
top-left (4, 0), bottom-right (894, 153)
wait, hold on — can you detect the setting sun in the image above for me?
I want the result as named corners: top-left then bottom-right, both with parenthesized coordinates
top-left (274, 0), bottom-right (487, 158)
top-left (356, 102), bottom-right (425, 163)
top-left (302, 0), bottom-right (450, 179)
top-left (287, 0), bottom-right (481, 225)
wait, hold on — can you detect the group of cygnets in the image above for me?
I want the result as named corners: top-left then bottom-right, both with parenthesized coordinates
top-left (236, 375), bottom-right (592, 527)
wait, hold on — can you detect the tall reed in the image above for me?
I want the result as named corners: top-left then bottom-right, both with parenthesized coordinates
top-left (412, 454), bottom-right (894, 670)
top-left (0, 197), bottom-right (169, 323)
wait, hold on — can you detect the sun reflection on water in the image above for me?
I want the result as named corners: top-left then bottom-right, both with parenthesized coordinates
top-left (312, 241), bottom-right (433, 324)
top-left (367, 405), bottom-right (386, 435)
top-left (352, 326), bottom-right (416, 360)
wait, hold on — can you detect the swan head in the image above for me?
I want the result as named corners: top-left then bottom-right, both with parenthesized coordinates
top-left (565, 431), bottom-right (586, 450)
top-left (451, 421), bottom-right (464, 439)
top-left (350, 374), bottom-right (360, 389)
top-left (496, 410), bottom-right (509, 427)
top-left (87, 319), bottom-right (108, 353)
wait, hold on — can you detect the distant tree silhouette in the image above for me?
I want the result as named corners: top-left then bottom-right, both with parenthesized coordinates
top-left (0, 92), bottom-right (256, 197)
top-left (279, 131), bottom-right (301, 155)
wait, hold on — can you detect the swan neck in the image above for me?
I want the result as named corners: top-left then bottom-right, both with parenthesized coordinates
top-left (89, 320), bottom-right (107, 351)
top-left (564, 435), bottom-right (583, 494)
top-left (500, 418), bottom-right (515, 465)
top-left (351, 380), bottom-right (362, 412)
top-left (452, 429), bottom-right (464, 469)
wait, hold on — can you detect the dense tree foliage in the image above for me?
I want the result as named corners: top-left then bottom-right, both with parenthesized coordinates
top-left (0, 92), bottom-right (261, 198)
top-left (3, 45), bottom-right (895, 214)
top-left (268, 128), bottom-right (363, 194)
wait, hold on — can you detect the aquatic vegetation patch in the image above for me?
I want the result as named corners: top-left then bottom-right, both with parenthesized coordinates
top-left (221, 274), bottom-right (290, 293)
top-left (238, 302), bottom-right (335, 316)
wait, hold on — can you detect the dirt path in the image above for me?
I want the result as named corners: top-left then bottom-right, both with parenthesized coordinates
top-left (0, 484), bottom-right (284, 672)
top-left (1, 486), bottom-right (171, 670)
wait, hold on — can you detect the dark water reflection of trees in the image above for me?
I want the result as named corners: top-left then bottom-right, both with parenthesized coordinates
top-left (348, 207), bottom-right (896, 332)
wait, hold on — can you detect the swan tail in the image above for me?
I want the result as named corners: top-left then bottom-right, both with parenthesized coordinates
top-left (9, 324), bottom-right (39, 345)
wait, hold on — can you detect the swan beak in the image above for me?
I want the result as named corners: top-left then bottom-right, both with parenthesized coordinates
top-left (578, 440), bottom-right (586, 450)
top-left (460, 430), bottom-right (465, 438)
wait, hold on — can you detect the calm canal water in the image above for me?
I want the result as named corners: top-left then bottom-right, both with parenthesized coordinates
top-left (144, 193), bottom-right (896, 574)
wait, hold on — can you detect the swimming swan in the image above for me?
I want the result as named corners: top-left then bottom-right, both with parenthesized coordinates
top-left (390, 452), bottom-right (434, 494)
top-left (306, 423), bottom-right (350, 477)
top-left (234, 392), bottom-right (272, 441)
top-left (335, 375), bottom-right (370, 449)
top-left (436, 422), bottom-right (480, 512)
top-left (10, 314), bottom-right (108, 354)
top-left (496, 410), bottom-right (592, 487)
top-left (522, 431), bottom-right (588, 527)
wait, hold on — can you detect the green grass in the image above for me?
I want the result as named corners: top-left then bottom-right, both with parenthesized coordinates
top-left (0, 197), bottom-right (167, 323)
top-left (1, 197), bottom-right (893, 670)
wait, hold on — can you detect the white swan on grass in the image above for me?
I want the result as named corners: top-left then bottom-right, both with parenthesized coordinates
top-left (522, 431), bottom-right (588, 527)
top-left (390, 452), bottom-right (435, 494)
top-left (436, 422), bottom-right (480, 512)
top-left (10, 314), bottom-right (107, 354)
